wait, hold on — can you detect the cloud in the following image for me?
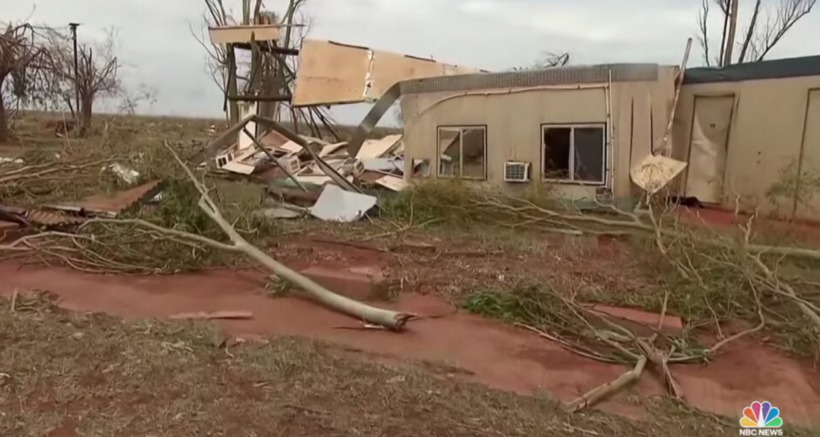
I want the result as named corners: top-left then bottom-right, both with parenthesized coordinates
top-left (4, 0), bottom-right (820, 124)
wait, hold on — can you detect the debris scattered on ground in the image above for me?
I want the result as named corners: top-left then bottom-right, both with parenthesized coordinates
top-left (107, 163), bottom-right (141, 185)
top-left (0, 157), bottom-right (24, 165)
top-left (255, 205), bottom-right (305, 220)
top-left (310, 184), bottom-right (377, 222)
top-left (46, 180), bottom-right (163, 218)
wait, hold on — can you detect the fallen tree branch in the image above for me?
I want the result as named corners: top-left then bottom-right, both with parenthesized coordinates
top-left (161, 141), bottom-right (412, 331)
top-left (515, 323), bottom-right (627, 364)
top-left (456, 188), bottom-right (820, 263)
top-left (564, 355), bottom-right (648, 413)
top-left (746, 243), bottom-right (820, 262)
top-left (637, 338), bottom-right (684, 400)
top-left (751, 254), bottom-right (820, 329)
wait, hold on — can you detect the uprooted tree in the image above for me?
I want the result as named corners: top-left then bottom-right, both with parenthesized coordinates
top-left (697, 0), bottom-right (816, 66)
top-left (0, 23), bottom-right (47, 143)
top-left (40, 28), bottom-right (121, 136)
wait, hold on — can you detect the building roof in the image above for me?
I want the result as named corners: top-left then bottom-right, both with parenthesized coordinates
top-left (684, 55), bottom-right (820, 84)
top-left (400, 63), bottom-right (661, 95)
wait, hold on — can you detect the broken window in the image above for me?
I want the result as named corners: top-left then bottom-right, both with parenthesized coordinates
top-left (413, 159), bottom-right (431, 177)
top-left (542, 124), bottom-right (606, 184)
top-left (437, 126), bottom-right (487, 179)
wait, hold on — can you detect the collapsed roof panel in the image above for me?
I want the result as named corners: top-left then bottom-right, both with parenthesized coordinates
top-left (291, 40), bottom-right (481, 107)
top-left (368, 51), bottom-right (477, 99)
top-left (292, 40), bottom-right (372, 106)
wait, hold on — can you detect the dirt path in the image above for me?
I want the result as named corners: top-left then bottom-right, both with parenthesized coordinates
top-left (2, 262), bottom-right (819, 427)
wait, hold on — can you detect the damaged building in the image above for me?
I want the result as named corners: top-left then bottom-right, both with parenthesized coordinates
top-left (397, 64), bottom-right (678, 201)
top-left (674, 55), bottom-right (820, 221)
top-left (394, 55), bottom-right (820, 221)
top-left (202, 24), bottom-right (820, 222)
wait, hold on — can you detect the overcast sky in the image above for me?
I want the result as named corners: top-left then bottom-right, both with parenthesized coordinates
top-left (4, 0), bottom-right (820, 124)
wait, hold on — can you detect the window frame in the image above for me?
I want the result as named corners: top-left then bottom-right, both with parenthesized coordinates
top-left (436, 125), bottom-right (488, 180)
top-left (541, 123), bottom-right (607, 186)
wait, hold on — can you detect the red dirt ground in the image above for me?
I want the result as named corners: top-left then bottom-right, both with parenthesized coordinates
top-left (680, 205), bottom-right (820, 246)
top-left (2, 262), bottom-right (819, 427)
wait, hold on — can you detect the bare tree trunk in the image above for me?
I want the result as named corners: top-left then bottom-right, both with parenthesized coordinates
top-left (0, 92), bottom-right (9, 143)
top-left (718, 0), bottom-right (731, 66)
top-left (738, 0), bottom-right (763, 63)
top-left (79, 95), bottom-right (93, 137)
top-left (723, 0), bottom-right (740, 66)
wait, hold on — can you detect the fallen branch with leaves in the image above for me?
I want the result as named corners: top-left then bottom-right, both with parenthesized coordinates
top-left (0, 141), bottom-right (412, 331)
top-left (450, 186), bottom-right (819, 411)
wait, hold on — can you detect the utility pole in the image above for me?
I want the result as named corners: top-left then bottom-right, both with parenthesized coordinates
top-left (68, 23), bottom-right (80, 118)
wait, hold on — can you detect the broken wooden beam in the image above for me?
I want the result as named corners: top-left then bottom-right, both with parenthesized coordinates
top-left (233, 42), bottom-right (299, 56)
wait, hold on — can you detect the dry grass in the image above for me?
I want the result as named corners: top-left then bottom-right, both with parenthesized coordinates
top-left (2, 292), bottom-right (801, 437)
top-left (0, 111), bottom-right (400, 154)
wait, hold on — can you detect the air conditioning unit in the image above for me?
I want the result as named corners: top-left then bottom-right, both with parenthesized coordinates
top-left (504, 161), bottom-right (530, 183)
top-left (340, 158), bottom-right (365, 177)
top-left (280, 156), bottom-right (302, 174)
top-left (215, 151), bottom-right (236, 169)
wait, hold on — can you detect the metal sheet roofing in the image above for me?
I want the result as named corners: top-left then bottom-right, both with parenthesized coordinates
top-left (684, 55), bottom-right (820, 85)
top-left (400, 63), bottom-right (661, 95)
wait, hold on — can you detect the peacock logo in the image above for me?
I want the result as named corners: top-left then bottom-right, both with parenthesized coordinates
top-left (739, 401), bottom-right (784, 436)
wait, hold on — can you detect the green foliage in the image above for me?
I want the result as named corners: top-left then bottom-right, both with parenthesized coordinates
top-left (378, 179), bottom-right (565, 229)
top-left (462, 285), bottom-right (564, 326)
top-left (68, 178), bottom-right (281, 274)
top-left (379, 179), bottom-right (480, 225)
top-left (624, 227), bottom-right (820, 359)
top-left (143, 180), bottom-right (224, 238)
top-left (767, 159), bottom-right (820, 216)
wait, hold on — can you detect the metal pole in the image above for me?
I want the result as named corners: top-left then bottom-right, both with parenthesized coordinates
top-left (68, 23), bottom-right (80, 118)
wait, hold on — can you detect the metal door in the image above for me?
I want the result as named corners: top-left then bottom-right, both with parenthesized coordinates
top-left (686, 96), bottom-right (735, 204)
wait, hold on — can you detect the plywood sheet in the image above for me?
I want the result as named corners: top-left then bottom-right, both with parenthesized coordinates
top-left (375, 174), bottom-right (409, 191)
top-left (356, 134), bottom-right (402, 159)
top-left (368, 52), bottom-right (446, 98)
top-left (292, 40), bottom-right (370, 106)
top-left (292, 40), bottom-right (479, 106)
top-left (686, 96), bottom-right (734, 204)
top-left (320, 142), bottom-right (349, 158)
top-left (208, 25), bottom-right (281, 44)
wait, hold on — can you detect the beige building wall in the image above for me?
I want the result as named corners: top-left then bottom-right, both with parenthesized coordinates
top-left (401, 68), bottom-right (676, 200)
top-left (673, 75), bottom-right (820, 221)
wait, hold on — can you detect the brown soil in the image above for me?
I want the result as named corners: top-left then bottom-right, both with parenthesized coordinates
top-left (1, 293), bottom-right (754, 437)
top-left (2, 261), bottom-right (819, 428)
